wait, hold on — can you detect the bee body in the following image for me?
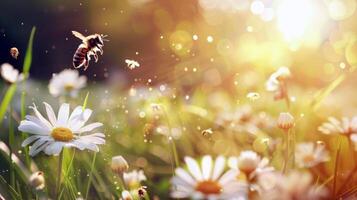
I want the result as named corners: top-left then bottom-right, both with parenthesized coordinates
top-left (73, 44), bottom-right (90, 69)
top-left (71, 31), bottom-right (107, 70)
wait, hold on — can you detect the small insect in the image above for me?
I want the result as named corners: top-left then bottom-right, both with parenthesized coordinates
top-left (125, 59), bottom-right (140, 70)
top-left (10, 47), bottom-right (19, 59)
top-left (72, 31), bottom-right (108, 70)
top-left (201, 128), bottom-right (213, 136)
top-left (246, 92), bottom-right (260, 101)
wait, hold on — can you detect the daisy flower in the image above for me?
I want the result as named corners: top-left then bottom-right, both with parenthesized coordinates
top-left (125, 59), bottom-right (140, 70)
top-left (1, 63), bottom-right (24, 83)
top-left (123, 170), bottom-right (147, 189)
top-left (171, 155), bottom-right (247, 199)
top-left (266, 67), bottom-right (291, 101)
top-left (18, 102), bottom-right (105, 156)
top-left (318, 116), bottom-right (357, 150)
top-left (228, 150), bottom-right (273, 180)
top-left (258, 171), bottom-right (328, 200)
top-left (265, 67), bottom-right (291, 92)
top-left (121, 190), bottom-right (133, 200)
top-left (295, 142), bottom-right (329, 168)
top-left (48, 69), bottom-right (87, 97)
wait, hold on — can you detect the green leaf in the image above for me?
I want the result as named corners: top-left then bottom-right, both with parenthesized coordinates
top-left (22, 27), bottom-right (36, 77)
top-left (0, 84), bottom-right (17, 125)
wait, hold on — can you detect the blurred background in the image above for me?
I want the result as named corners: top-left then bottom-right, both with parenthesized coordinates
top-left (1, 0), bottom-right (357, 199)
top-left (0, 0), bottom-right (356, 88)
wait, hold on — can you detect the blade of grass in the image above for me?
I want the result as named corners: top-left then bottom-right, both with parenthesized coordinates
top-left (0, 175), bottom-right (21, 200)
top-left (22, 27), bottom-right (36, 77)
top-left (0, 84), bottom-right (17, 125)
top-left (311, 74), bottom-right (345, 111)
top-left (85, 152), bottom-right (97, 199)
top-left (333, 138), bottom-right (342, 199)
top-left (21, 26), bottom-right (36, 168)
top-left (9, 106), bottom-right (15, 188)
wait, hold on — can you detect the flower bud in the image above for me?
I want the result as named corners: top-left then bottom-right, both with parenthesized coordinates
top-left (237, 151), bottom-right (260, 175)
top-left (29, 171), bottom-right (45, 190)
top-left (277, 112), bottom-right (295, 130)
top-left (121, 190), bottom-right (133, 200)
top-left (111, 156), bottom-right (129, 174)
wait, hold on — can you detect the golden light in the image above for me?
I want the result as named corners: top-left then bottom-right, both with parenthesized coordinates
top-left (276, 0), bottom-right (316, 42)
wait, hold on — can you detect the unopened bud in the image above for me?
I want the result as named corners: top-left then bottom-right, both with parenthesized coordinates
top-left (29, 171), bottom-right (45, 190)
top-left (111, 156), bottom-right (129, 174)
top-left (277, 112), bottom-right (295, 130)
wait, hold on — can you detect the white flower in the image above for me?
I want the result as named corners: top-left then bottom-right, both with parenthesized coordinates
top-left (295, 142), bottom-right (329, 168)
top-left (121, 190), bottom-right (133, 200)
top-left (171, 155), bottom-right (247, 199)
top-left (123, 170), bottom-right (147, 189)
top-left (318, 116), bottom-right (357, 150)
top-left (125, 59), bottom-right (140, 70)
top-left (228, 150), bottom-right (273, 179)
top-left (266, 67), bottom-right (291, 92)
top-left (48, 69), bottom-right (87, 97)
top-left (111, 156), bottom-right (129, 174)
top-left (257, 171), bottom-right (328, 200)
top-left (18, 102), bottom-right (105, 156)
top-left (277, 112), bottom-right (295, 130)
top-left (1, 63), bottom-right (24, 83)
top-left (29, 171), bottom-right (45, 190)
top-left (318, 116), bottom-right (357, 135)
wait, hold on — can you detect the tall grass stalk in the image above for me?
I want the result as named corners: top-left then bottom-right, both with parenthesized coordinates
top-left (333, 137), bottom-right (342, 199)
top-left (85, 152), bottom-right (97, 199)
top-left (9, 106), bottom-right (15, 188)
top-left (55, 151), bottom-right (64, 200)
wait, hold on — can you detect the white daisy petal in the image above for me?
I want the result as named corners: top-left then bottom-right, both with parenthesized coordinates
top-left (43, 102), bottom-right (57, 126)
top-left (18, 121), bottom-right (49, 135)
top-left (212, 156), bottom-right (225, 180)
top-left (175, 168), bottom-right (196, 186)
top-left (30, 104), bottom-right (53, 129)
top-left (185, 156), bottom-right (203, 181)
top-left (57, 103), bottom-right (70, 126)
top-left (201, 155), bottom-right (213, 180)
top-left (21, 135), bottom-right (42, 147)
top-left (44, 142), bottom-right (64, 156)
top-left (78, 122), bottom-right (103, 133)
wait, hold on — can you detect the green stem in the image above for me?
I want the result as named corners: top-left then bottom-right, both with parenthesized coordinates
top-left (20, 91), bottom-right (30, 168)
top-left (283, 130), bottom-right (289, 173)
top-left (9, 106), bottom-right (15, 188)
top-left (55, 151), bottom-right (64, 200)
top-left (85, 152), bottom-right (97, 199)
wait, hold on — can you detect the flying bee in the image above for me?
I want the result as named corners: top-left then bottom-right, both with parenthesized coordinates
top-left (72, 31), bottom-right (108, 70)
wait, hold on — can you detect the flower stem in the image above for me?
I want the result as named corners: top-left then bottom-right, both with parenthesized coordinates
top-left (333, 138), bottom-right (342, 199)
top-left (283, 129), bottom-right (289, 173)
top-left (55, 151), bottom-right (64, 200)
top-left (9, 106), bottom-right (15, 188)
top-left (85, 152), bottom-right (97, 199)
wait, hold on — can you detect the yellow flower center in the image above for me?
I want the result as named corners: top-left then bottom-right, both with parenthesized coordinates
top-left (195, 180), bottom-right (222, 195)
top-left (64, 84), bottom-right (75, 91)
top-left (303, 154), bottom-right (315, 163)
top-left (51, 127), bottom-right (74, 142)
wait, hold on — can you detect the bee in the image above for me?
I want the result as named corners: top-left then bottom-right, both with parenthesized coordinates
top-left (10, 47), bottom-right (19, 59)
top-left (72, 31), bottom-right (108, 70)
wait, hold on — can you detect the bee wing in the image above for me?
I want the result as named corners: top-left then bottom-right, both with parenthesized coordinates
top-left (72, 31), bottom-right (86, 40)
